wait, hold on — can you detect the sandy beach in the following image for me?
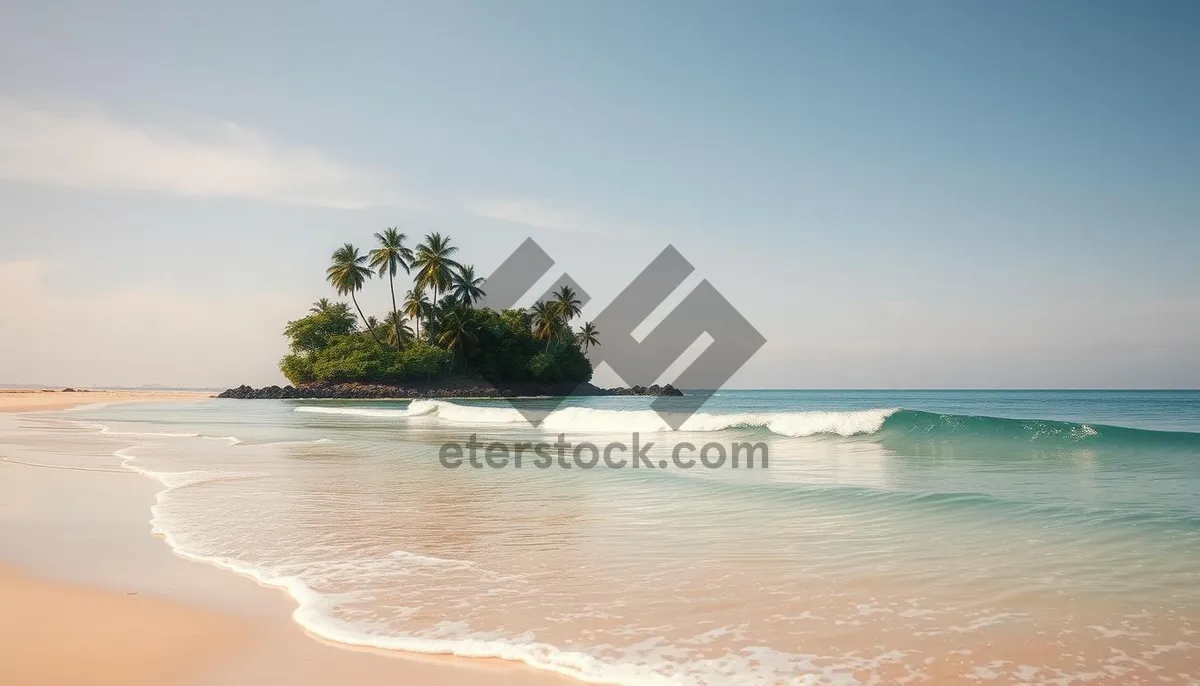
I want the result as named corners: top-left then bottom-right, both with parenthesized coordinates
top-left (0, 392), bottom-right (576, 686)
top-left (4, 390), bottom-right (1197, 684)
top-left (0, 565), bottom-right (248, 686)
top-left (0, 564), bottom-right (576, 686)
top-left (0, 388), bottom-right (214, 413)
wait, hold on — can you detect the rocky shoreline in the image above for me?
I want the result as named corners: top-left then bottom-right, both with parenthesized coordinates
top-left (216, 380), bottom-right (683, 400)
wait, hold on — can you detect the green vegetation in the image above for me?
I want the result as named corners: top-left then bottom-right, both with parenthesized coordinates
top-left (280, 231), bottom-right (600, 386)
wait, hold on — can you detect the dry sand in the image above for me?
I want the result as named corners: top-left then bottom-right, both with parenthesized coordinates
top-left (0, 387), bottom-right (215, 413)
top-left (0, 565), bottom-right (249, 686)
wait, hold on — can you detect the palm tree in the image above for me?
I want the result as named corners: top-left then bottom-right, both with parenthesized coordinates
top-left (449, 264), bottom-right (486, 307)
top-left (382, 311), bottom-right (414, 348)
top-left (552, 285), bottom-right (582, 322)
top-left (403, 288), bottom-right (432, 340)
top-left (412, 232), bottom-right (462, 305)
top-left (308, 299), bottom-right (354, 321)
top-left (436, 308), bottom-right (478, 368)
top-left (576, 321), bottom-right (600, 352)
top-left (326, 243), bottom-right (382, 344)
top-left (530, 300), bottom-right (561, 351)
top-left (368, 228), bottom-right (413, 350)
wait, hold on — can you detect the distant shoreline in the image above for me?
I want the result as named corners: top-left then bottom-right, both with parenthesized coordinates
top-left (217, 380), bottom-right (683, 400)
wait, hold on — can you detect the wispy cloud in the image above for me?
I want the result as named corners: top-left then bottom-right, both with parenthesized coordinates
top-left (467, 198), bottom-right (635, 234)
top-left (0, 101), bottom-right (409, 209)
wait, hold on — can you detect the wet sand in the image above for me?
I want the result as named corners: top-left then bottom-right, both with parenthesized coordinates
top-left (0, 562), bottom-right (583, 686)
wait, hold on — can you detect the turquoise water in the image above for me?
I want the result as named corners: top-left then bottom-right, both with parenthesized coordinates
top-left (43, 391), bottom-right (1200, 683)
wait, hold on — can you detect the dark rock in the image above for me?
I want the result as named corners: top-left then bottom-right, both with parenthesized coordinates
top-left (216, 379), bottom-right (685, 400)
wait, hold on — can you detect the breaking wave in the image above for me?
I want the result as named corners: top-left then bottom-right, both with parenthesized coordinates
top-left (296, 401), bottom-right (897, 437)
top-left (295, 402), bottom-right (1200, 446)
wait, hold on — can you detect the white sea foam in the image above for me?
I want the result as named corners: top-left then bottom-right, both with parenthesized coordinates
top-left (77, 420), bottom-right (201, 438)
top-left (293, 406), bottom-right (416, 418)
top-left (55, 417), bottom-right (336, 448)
top-left (295, 402), bottom-right (899, 437)
top-left (114, 448), bottom-right (264, 489)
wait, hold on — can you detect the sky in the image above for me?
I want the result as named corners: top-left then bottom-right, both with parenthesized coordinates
top-left (1, 1), bottom-right (1198, 389)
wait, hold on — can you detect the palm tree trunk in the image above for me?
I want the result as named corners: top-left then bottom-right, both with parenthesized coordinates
top-left (388, 274), bottom-right (401, 350)
top-left (352, 292), bottom-right (383, 345)
top-left (429, 286), bottom-right (438, 342)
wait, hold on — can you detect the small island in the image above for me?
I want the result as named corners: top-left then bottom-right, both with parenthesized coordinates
top-left (219, 229), bottom-right (680, 400)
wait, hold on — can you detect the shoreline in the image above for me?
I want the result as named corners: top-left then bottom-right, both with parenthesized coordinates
top-left (0, 561), bottom-right (581, 686)
top-left (0, 395), bottom-right (583, 686)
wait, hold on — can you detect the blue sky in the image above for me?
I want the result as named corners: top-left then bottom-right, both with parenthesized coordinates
top-left (1, 1), bottom-right (1197, 388)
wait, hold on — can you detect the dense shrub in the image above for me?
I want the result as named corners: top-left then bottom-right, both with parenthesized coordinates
top-left (279, 352), bottom-right (317, 385)
top-left (392, 343), bottom-right (453, 380)
top-left (527, 346), bottom-right (593, 383)
top-left (279, 303), bottom-right (591, 386)
top-left (466, 308), bottom-right (540, 382)
top-left (279, 334), bottom-right (455, 385)
top-left (309, 335), bottom-right (395, 382)
top-left (282, 306), bottom-right (357, 353)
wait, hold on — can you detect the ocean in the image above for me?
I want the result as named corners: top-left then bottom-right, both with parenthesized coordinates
top-left (25, 390), bottom-right (1200, 684)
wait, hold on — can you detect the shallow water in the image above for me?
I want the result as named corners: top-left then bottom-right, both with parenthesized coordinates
top-left (19, 391), bottom-right (1200, 684)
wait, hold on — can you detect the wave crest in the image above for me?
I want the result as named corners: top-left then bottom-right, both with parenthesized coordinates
top-left (294, 402), bottom-right (1200, 446)
top-left (295, 402), bottom-right (898, 437)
